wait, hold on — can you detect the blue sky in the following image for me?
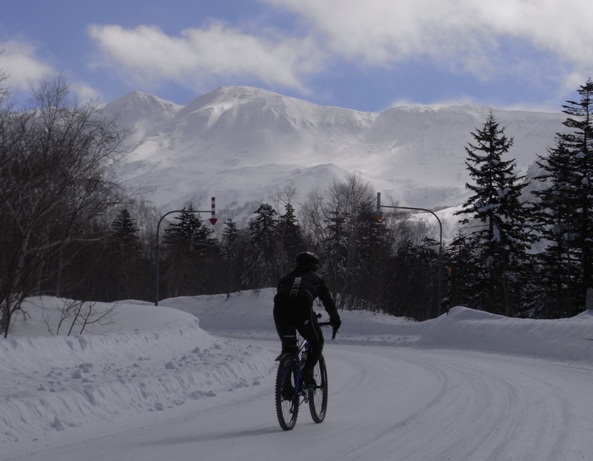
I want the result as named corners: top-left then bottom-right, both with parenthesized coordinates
top-left (1, 0), bottom-right (592, 112)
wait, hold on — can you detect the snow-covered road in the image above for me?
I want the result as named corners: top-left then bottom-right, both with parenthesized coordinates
top-left (6, 341), bottom-right (593, 461)
top-left (3, 290), bottom-right (593, 460)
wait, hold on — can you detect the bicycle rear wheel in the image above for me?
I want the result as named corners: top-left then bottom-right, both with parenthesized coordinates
top-left (275, 355), bottom-right (299, 430)
top-left (308, 354), bottom-right (328, 423)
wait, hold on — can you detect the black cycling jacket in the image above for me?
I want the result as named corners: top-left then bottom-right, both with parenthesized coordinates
top-left (274, 265), bottom-right (339, 322)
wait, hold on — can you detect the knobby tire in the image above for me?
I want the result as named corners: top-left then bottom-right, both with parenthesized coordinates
top-left (308, 354), bottom-right (328, 423)
top-left (275, 355), bottom-right (299, 430)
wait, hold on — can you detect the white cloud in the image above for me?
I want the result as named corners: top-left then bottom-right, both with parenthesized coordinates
top-left (263, 0), bottom-right (487, 63)
top-left (87, 22), bottom-right (324, 94)
top-left (263, 0), bottom-right (593, 80)
top-left (476, 1), bottom-right (593, 62)
top-left (70, 81), bottom-right (102, 103)
top-left (0, 40), bottom-right (102, 104)
top-left (59, 0), bottom-right (593, 108)
top-left (0, 40), bottom-right (54, 90)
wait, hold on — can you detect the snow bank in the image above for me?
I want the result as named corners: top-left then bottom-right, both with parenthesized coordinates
top-left (0, 297), bottom-right (274, 443)
top-left (164, 288), bottom-right (425, 345)
top-left (2, 288), bottom-right (593, 444)
top-left (417, 306), bottom-right (593, 363)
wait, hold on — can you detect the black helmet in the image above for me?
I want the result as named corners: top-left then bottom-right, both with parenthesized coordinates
top-left (296, 251), bottom-right (319, 269)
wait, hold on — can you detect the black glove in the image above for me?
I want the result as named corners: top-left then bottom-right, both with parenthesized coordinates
top-left (331, 317), bottom-right (341, 331)
top-left (330, 317), bottom-right (341, 339)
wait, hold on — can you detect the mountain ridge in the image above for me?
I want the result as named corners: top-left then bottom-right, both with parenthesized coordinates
top-left (102, 85), bottom-right (565, 227)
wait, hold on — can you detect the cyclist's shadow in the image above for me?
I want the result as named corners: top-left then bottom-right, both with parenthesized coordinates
top-left (142, 425), bottom-right (299, 446)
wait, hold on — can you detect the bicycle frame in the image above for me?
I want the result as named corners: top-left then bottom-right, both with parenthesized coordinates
top-left (278, 337), bottom-right (310, 399)
top-left (284, 320), bottom-right (332, 395)
top-left (275, 316), bottom-right (332, 430)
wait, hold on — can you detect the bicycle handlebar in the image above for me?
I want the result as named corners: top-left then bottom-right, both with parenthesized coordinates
top-left (318, 321), bottom-right (338, 339)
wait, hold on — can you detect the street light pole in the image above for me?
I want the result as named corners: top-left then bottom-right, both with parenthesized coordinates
top-left (376, 192), bottom-right (444, 316)
top-left (154, 198), bottom-right (217, 306)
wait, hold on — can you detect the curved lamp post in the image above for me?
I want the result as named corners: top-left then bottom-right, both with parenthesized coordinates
top-left (154, 198), bottom-right (217, 306)
top-left (376, 192), bottom-right (444, 316)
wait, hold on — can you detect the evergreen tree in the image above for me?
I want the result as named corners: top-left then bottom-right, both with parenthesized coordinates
top-left (532, 80), bottom-right (593, 315)
top-left (532, 139), bottom-right (581, 315)
top-left (445, 232), bottom-right (476, 309)
top-left (162, 206), bottom-right (218, 297)
top-left (245, 203), bottom-right (281, 288)
top-left (322, 209), bottom-right (349, 304)
top-left (354, 208), bottom-right (393, 312)
top-left (163, 206), bottom-right (215, 251)
top-left (107, 208), bottom-right (143, 300)
top-left (277, 203), bottom-right (304, 272)
top-left (389, 237), bottom-right (439, 320)
top-left (221, 218), bottom-right (245, 295)
top-left (455, 112), bottom-right (533, 316)
top-left (111, 209), bottom-right (140, 246)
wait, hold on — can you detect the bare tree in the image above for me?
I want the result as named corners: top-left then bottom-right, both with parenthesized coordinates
top-left (0, 77), bottom-right (127, 336)
top-left (299, 173), bottom-right (378, 309)
top-left (0, 64), bottom-right (10, 108)
top-left (267, 181), bottom-right (298, 214)
top-left (42, 299), bottom-right (117, 336)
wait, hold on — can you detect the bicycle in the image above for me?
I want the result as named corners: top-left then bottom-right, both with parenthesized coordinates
top-left (274, 319), bottom-right (334, 431)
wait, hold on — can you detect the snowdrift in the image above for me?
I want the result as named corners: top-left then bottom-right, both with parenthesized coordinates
top-left (2, 288), bottom-right (593, 444)
top-left (417, 306), bottom-right (593, 363)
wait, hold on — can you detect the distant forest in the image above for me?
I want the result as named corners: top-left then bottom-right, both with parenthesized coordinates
top-left (3, 73), bottom-right (593, 337)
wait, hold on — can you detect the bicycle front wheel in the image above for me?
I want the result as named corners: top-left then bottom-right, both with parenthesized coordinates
top-left (308, 354), bottom-right (328, 423)
top-left (275, 355), bottom-right (299, 430)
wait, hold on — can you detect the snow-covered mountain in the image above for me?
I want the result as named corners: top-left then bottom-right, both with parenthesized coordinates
top-left (102, 86), bottom-right (565, 222)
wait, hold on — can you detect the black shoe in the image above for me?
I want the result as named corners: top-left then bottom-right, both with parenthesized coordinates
top-left (282, 383), bottom-right (295, 400)
top-left (275, 345), bottom-right (298, 361)
top-left (302, 369), bottom-right (317, 389)
top-left (284, 343), bottom-right (298, 354)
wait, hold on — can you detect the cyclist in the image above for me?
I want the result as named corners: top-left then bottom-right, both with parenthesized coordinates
top-left (273, 251), bottom-right (341, 387)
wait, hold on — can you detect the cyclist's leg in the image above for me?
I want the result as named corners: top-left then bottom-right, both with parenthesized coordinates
top-left (298, 310), bottom-right (324, 378)
top-left (273, 304), bottom-right (298, 353)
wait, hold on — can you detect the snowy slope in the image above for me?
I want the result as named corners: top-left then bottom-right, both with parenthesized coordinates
top-left (2, 289), bottom-right (593, 453)
top-left (102, 87), bottom-right (565, 220)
